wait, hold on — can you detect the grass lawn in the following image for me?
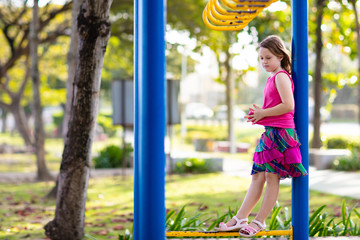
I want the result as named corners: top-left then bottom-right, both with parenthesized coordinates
top-left (0, 122), bottom-right (359, 239)
top-left (0, 173), bottom-right (359, 240)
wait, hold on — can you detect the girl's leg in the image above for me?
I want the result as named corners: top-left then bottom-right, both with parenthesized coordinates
top-left (225, 172), bottom-right (266, 227)
top-left (247, 172), bottom-right (280, 229)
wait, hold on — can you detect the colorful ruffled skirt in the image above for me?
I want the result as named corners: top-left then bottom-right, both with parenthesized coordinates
top-left (251, 126), bottom-right (307, 180)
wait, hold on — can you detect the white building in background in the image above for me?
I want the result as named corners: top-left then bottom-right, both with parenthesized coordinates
top-left (179, 46), bottom-right (225, 109)
top-left (179, 45), bottom-right (260, 109)
top-left (180, 71), bottom-right (225, 109)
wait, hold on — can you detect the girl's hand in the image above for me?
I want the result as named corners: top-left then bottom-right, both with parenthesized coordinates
top-left (244, 104), bottom-right (265, 124)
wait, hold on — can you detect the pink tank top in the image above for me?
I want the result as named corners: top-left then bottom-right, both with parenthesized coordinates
top-left (253, 70), bottom-right (295, 128)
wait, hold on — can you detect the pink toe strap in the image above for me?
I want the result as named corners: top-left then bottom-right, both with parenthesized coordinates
top-left (240, 225), bottom-right (257, 235)
top-left (219, 222), bottom-right (227, 229)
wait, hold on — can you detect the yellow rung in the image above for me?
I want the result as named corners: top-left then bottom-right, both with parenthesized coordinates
top-left (166, 228), bottom-right (293, 238)
top-left (221, 0), bottom-right (276, 10)
top-left (207, 0), bottom-right (256, 21)
top-left (213, 0), bottom-right (258, 16)
top-left (202, 0), bottom-right (279, 31)
top-left (202, 0), bottom-right (258, 31)
top-left (203, 7), bottom-right (248, 31)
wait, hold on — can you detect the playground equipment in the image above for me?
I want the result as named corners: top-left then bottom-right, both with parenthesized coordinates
top-left (134, 0), bottom-right (309, 239)
top-left (203, 0), bottom-right (279, 31)
top-left (166, 228), bottom-right (293, 239)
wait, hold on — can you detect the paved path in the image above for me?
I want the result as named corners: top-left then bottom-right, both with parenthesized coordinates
top-left (0, 155), bottom-right (359, 200)
top-left (0, 169), bottom-right (133, 183)
top-left (223, 158), bottom-right (360, 199)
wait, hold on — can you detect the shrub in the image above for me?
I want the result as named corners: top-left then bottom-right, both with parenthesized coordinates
top-left (97, 113), bottom-right (118, 137)
top-left (93, 144), bottom-right (133, 169)
top-left (326, 137), bottom-right (348, 149)
top-left (325, 137), bottom-right (360, 152)
top-left (184, 125), bottom-right (227, 144)
top-left (115, 201), bottom-right (360, 240)
top-left (52, 111), bottom-right (64, 128)
top-left (174, 158), bottom-right (221, 174)
top-left (332, 150), bottom-right (360, 171)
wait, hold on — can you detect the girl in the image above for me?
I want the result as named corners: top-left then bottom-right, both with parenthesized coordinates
top-left (216, 35), bottom-right (307, 237)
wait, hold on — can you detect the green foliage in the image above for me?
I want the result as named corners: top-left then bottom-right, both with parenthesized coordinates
top-left (166, 205), bottom-right (210, 231)
top-left (326, 137), bottom-right (349, 149)
top-left (118, 206), bottom-right (209, 240)
top-left (324, 137), bottom-right (359, 151)
top-left (117, 201), bottom-right (360, 239)
top-left (97, 113), bottom-right (118, 137)
top-left (174, 158), bottom-right (221, 174)
top-left (309, 200), bottom-right (360, 237)
top-left (332, 150), bottom-right (360, 171)
top-left (93, 144), bottom-right (133, 169)
top-left (52, 111), bottom-right (64, 128)
top-left (185, 125), bottom-right (227, 144)
top-left (268, 202), bottom-right (292, 231)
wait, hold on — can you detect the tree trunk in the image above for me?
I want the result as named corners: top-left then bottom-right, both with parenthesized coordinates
top-left (46, 175), bottom-right (59, 199)
top-left (0, 73), bottom-right (32, 146)
top-left (44, 1), bottom-right (112, 239)
top-left (1, 109), bottom-right (7, 133)
top-left (62, 0), bottom-right (81, 140)
top-left (350, 0), bottom-right (360, 162)
top-left (224, 50), bottom-right (236, 154)
top-left (30, 0), bottom-right (53, 181)
top-left (312, 0), bottom-right (324, 149)
top-left (223, 32), bottom-right (236, 154)
top-left (47, 0), bottom-right (82, 199)
top-left (10, 101), bottom-right (33, 146)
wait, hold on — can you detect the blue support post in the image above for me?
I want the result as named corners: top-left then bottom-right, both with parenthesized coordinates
top-left (133, 0), bottom-right (139, 238)
top-left (134, 0), bottom-right (166, 239)
top-left (291, 0), bottom-right (309, 240)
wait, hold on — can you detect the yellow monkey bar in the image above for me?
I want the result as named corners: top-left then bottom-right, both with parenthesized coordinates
top-left (119, 229), bottom-right (293, 240)
top-left (167, 227), bottom-right (293, 239)
top-left (202, 0), bottom-right (279, 31)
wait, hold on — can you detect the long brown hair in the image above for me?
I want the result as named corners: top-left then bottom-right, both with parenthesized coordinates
top-left (259, 35), bottom-right (292, 74)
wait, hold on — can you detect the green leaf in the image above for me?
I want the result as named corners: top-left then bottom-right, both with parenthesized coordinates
top-left (269, 206), bottom-right (281, 230)
top-left (169, 206), bottom-right (186, 231)
top-left (166, 209), bottom-right (176, 226)
top-left (309, 205), bottom-right (326, 225)
top-left (354, 208), bottom-right (360, 220)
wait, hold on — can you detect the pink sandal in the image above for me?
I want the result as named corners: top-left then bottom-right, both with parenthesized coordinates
top-left (215, 216), bottom-right (248, 232)
top-left (239, 219), bottom-right (266, 237)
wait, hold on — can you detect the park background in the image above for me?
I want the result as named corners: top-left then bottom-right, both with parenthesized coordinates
top-left (0, 0), bottom-right (360, 239)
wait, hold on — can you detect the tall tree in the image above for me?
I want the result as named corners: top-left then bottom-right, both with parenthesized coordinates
top-left (30, 0), bottom-right (53, 180)
top-left (0, 1), bottom-right (72, 146)
top-left (207, 31), bottom-right (237, 153)
top-left (348, 0), bottom-right (360, 162)
top-left (312, 0), bottom-right (327, 148)
top-left (62, 0), bottom-right (81, 139)
top-left (44, 0), bottom-right (113, 239)
top-left (1, 109), bottom-right (7, 133)
top-left (350, 0), bottom-right (360, 126)
top-left (47, 0), bottom-right (82, 199)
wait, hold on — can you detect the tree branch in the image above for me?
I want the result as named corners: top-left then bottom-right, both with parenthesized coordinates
top-left (39, 1), bottom-right (72, 32)
top-left (0, 74), bottom-right (15, 99)
top-left (0, 100), bottom-right (10, 111)
top-left (17, 56), bottom-right (30, 99)
top-left (0, 1), bottom-right (72, 82)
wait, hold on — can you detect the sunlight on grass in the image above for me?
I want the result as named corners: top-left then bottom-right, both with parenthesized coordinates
top-left (1, 173), bottom-right (358, 239)
top-left (1, 124), bottom-right (360, 239)
top-left (0, 133), bottom-right (125, 173)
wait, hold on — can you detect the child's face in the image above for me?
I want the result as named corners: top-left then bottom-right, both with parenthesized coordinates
top-left (259, 47), bottom-right (283, 74)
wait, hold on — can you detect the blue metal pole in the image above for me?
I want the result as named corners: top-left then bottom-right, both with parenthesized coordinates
top-left (133, 0), bottom-right (139, 238)
top-left (134, 0), bottom-right (166, 239)
top-left (291, 0), bottom-right (309, 240)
